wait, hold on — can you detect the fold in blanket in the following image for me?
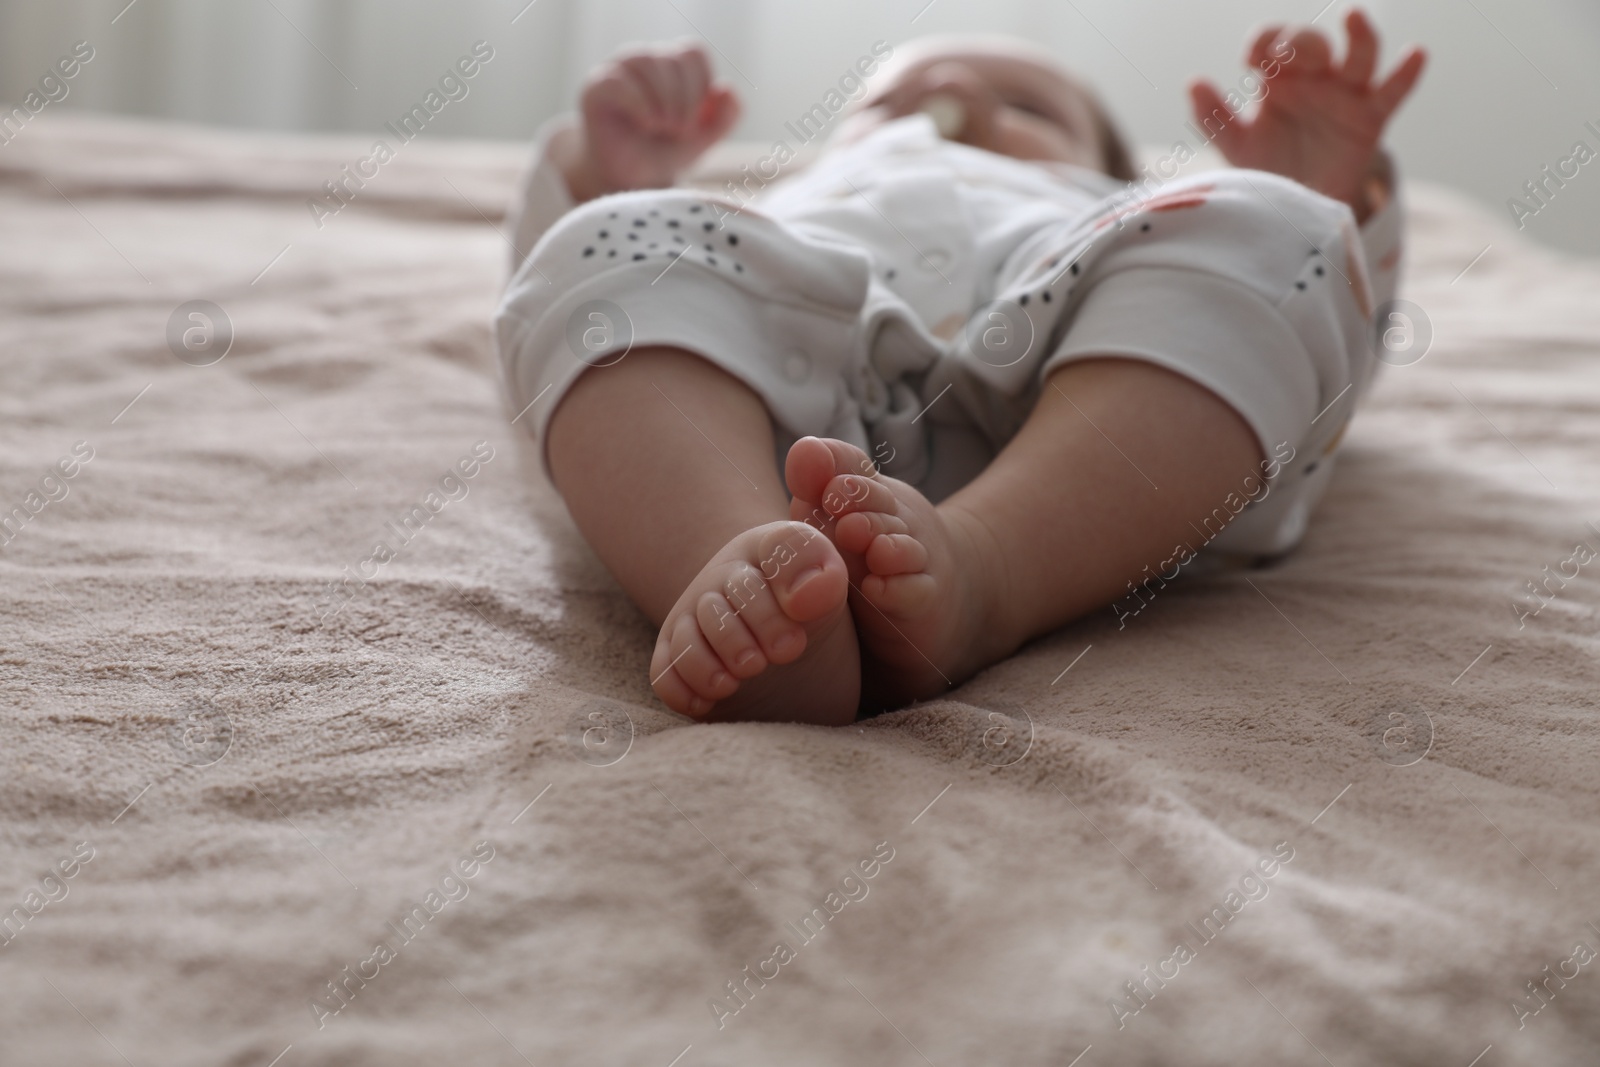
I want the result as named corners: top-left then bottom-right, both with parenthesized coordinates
top-left (3, 114), bottom-right (1600, 1066)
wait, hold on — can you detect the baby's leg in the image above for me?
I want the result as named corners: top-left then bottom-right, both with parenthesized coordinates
top-left (788, 357), bottom-right (1260, 708)
top-left (547, 346), bottom-right (859, 725)
top-left (942, 356), bottom-right (1262, 653)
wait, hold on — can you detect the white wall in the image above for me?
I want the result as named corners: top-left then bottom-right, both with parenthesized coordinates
top-left (4, 0), bottom-right (1599, 253)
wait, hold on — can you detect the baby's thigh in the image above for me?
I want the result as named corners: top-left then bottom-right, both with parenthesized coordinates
top-left (496, 190), bottom-right (877, 484)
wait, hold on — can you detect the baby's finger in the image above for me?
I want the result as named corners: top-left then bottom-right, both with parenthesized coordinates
top-left (584, 69), bottom-right (656, 132)
top-left (1284, 28), bottom-right (1333, 76)
top-left (1188, 80), bottom-right (1248, 153)
top-left (1373, 46), bottom-right (1427, 117)
top-left (665, 51), bottom-right (705, 131)
top-left (1341, 8), bottom-right (1379, 87)
top-left (677, 44), bottom-right (712, 114)
top-left (617, 55), bottom-right (670, 131)
top-left (1246, 24), bottom-right (1283, 71)
top-left (698, 84), bottom-right (742, 144)
top-left (624, 54), bottom-right (677, 130)
top-left (643, 54), bottom-right (690, 129)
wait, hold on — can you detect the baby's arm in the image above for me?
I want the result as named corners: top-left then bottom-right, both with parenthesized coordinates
top-left (507, 43), bottom-right (740, 273)
top-left (1188, 8), bottom-right (1425, 224)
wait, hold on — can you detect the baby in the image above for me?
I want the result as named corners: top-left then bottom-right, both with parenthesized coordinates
top-left (495, 12), bottom-right (1425, 725)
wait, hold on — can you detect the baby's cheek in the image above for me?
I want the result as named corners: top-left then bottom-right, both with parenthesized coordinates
top-left (995, 111), bottom-right (1093, 169)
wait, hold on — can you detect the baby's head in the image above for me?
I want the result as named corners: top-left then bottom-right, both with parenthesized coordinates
top-left (836, 35), bottom-right (1135, 181)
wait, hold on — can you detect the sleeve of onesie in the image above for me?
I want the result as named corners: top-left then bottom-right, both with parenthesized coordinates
top-left (1357, 151), bottom-right (1404, 310)
top-left (506, 116), bottom-right (580, 279)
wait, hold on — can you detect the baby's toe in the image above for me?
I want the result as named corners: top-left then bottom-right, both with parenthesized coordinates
top-left (821, 471), bottom-right (898, 519)
top-left (696, 590), bottom-right (767, 679)
top-left (650, 660), bottom-right (705, 718)
top-left (755, 523), bottom-right (848, 624)
top-left (784, 436), bottom-right (843, 505)
top-left (721, 560), bottom-right (808, 665)
top-left (861, 571), bottom-right (938, 614)
top-left (834, 510), bottom-right (911, 556)
top-left (864, 532), bottom-right (928, 576)
top-left (784, 436), bottom-right (878, 506)
top-left (653, 613), bottom-right (738, 717)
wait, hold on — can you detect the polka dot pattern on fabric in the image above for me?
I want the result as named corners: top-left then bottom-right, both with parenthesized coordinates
top-left (571, 202), bottom-right (747, 272)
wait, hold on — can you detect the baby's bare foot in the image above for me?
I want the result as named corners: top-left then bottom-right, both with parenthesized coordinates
top-left (648, 520), bottom-right (860, 726)
top-left (786, 437), bottom-right (998, 709)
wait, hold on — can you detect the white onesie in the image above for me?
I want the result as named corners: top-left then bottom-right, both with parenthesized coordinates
top-left (495, 114), bottom-right (1403, 557)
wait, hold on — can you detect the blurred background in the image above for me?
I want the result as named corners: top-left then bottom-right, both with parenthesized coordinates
top-left (4, 0), bottom-right (1599, 253)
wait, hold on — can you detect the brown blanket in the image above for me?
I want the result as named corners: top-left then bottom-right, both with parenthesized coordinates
top-left (3, 113), bottom-right (1598, 1066)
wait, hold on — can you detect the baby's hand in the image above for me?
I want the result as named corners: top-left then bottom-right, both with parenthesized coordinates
top-left (560, 42), bottom-right (741, 202)
top-left (1189, 8), bottom-right (1424, 221)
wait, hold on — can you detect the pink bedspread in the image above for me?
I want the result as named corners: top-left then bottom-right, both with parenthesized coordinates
top-left (2, 113), bottom-right (1599, 1065)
